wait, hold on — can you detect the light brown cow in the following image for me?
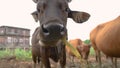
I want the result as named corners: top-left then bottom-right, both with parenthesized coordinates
top-left (90, 16), bottom-right (120, 68)
top-left (77, 43), bottom-right (91, 61)
top-left (66, 39), bottom-right (91, 64)
top-left (66, 38), bottom-right (82, 63)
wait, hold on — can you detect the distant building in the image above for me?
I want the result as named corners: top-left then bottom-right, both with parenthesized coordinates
top-left (0, 26), bottom-right (30, 48)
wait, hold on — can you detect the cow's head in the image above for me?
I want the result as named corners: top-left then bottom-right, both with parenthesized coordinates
top-left (77, 44), bottom-right (91, 60)
top-left (32, 0), bottom-right (90, 46)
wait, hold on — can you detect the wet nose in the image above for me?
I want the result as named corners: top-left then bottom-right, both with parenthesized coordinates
top-left (41, 23), bottom-right (66, 36)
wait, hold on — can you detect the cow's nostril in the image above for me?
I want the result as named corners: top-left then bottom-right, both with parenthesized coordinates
top-left (41, 24), bottom-right (66, 36)
top-left (42, 25), bottom-right (50, 35)
top-left (60, 27), bottom-right (65, 35)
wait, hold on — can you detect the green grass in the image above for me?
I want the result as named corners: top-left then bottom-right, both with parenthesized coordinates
top-left (90, 47), bottom-right (95, 56)
top-left (0, 48), bottom-right (32, 61)
top-left (15, 48), bottom-right (32, 60)
top-left (0, 47), bottom-right (95, 61)
top-left (0, 39), bottom-right (95, 61)
top-left (0, 49), bottom-right (13, 58)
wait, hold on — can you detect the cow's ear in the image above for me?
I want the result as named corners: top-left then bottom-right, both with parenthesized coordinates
top-left (32, 0), bottom-right (38, 3)
top-left (68, 11), bottom-right (90, 23)
top-left (31, 11), bottom-right (38, 22)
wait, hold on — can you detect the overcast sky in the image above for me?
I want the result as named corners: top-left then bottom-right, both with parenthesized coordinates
top-left (0, 0), bottom-right (120, 41)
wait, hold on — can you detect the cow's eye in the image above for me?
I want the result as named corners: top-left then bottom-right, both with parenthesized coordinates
top-left (65, 8), bottom-right (70, 12)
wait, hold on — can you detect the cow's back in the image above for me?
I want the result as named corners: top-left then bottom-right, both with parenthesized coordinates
top-left (90, 22), bottom-right (107, 50)
top-left (69, 39), bottom-right (82, 47)
top-left (92, 16), bottom-right (120, 57)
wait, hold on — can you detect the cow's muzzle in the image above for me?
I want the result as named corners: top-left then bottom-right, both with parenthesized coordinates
top-left (41, 23), bottom-right (66, 40)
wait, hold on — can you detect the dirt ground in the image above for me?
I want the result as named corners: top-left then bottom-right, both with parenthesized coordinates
top-left (0, 55), bottom-right (120, 68)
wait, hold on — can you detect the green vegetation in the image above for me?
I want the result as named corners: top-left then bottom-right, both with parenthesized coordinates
top-left (0, 39), bottom-right (95, 61)
top-left (90, 47), bottom-right (95, 56)
top-left (0, 49), bottom-right (13, 58)
top-left (0, 48), bottom-right (32, 61)
top-left (84, 39), bottom-right (91, 44)
top-left (15, 48), bottom-right (32, 60)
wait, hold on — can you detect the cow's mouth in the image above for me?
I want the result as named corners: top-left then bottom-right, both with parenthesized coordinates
top-left (41, 24), bottom-right (67, 41)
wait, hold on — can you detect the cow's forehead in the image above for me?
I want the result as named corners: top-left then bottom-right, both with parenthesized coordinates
top-left (38, 0), bottom-right (67, 3)
top-left (37, 0), bottom-right (68, 9)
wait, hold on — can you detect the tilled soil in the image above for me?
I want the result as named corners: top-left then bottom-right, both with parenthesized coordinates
top-left (0, 56), bottom-right (120, 68)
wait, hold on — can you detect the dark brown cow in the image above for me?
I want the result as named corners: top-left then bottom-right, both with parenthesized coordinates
top-left (90, 16), bottom-right (120, 68)
top-left (31, 0), bottom-right (90, 68)
top-left (31, 27), bottom-right (41, 68)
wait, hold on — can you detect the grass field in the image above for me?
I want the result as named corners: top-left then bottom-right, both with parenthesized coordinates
top-left (0, 47), bottom-right (120, 68)
top-left (0, 48), bottom-right (32, 61)
top-left (0, 47), bottom-right (95, 60)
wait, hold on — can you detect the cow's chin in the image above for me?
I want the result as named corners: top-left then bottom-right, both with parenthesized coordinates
top-left (40, 32), bottom-right (66, 42)
top-left (39, 38), bottom-right (62, 47)
top-left (46, 35), bottom-right (63, 40)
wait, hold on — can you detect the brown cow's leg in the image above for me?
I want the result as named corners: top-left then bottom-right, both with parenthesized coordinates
top-left (33, 62), bottom-right (36, 68)
top-left (94, 49), bottom-right (102, 68)
top-left (37, 57), bottom-right (43, 68)
top-left (34, 63), bottom-right (36, 68)
top-left (60, 45), bottom-right (66, 68)
top-left (95, 50), bottom-right (98, 62)
top-left (110, 57), bottom-right (114, 67)
top-left (40, 61), bottom-right (44, 68)
top-left (42, 57), bottom-right (50, 68)
top-left (32, 54), bottom-right (37, 68)
top-left (112, 58), bottom-right (117, 68)
top-left (97, 50), bottom-right (101, 68)
top-left (114, 58), bottom-right (117, 68)
top-left (70, 56), bottom-right (74, 65)
top-left (41, 47), bottom-right (51, 68)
